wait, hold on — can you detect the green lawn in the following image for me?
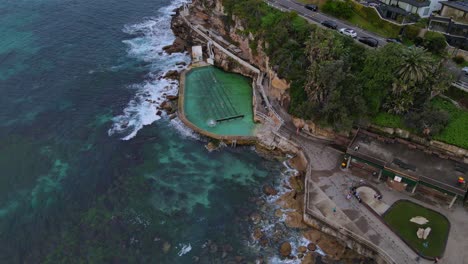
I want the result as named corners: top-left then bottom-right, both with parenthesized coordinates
top-left (384, 200), bottom-right (449, 258)
top-left (431, 97), bottom-right (468, 149)
top-left (372, 112), bottom-right (405, 128)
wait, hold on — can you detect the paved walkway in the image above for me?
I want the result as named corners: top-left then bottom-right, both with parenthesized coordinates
top-left (290, 135), bottom-right (421, 263)
top-left (294, 130), bottom-right (468, 263)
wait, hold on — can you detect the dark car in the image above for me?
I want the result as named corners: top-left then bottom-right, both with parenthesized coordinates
top-left (386, 38), bottom-right (402, 44)
top-left (321, 20), bottom-right (337, 30)
top-left (305, 4), bottom-right (318, 11)
top-left (358, 36), bottom-right (379, 47)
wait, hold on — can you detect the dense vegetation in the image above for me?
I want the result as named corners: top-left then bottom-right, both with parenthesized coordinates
top-left (222, 0), bottom-right (465, 146)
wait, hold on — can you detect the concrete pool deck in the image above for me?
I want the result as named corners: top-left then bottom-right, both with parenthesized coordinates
top-left (178, 65), bottom-right (258, 144)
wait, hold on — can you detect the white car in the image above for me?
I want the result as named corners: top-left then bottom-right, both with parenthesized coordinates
top-left (339, 28), bottom-right (357, 38)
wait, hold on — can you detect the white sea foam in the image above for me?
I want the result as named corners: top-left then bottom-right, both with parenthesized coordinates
top-left (177, 243), bottom-right (192, 256)
top-left (169, 117), bottom-right (200, 140)
top-left (108, 0), bottom-right (191, 140)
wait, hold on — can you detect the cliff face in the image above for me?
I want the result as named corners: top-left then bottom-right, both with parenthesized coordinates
top-left (170, 0), bottom-right (291, 103)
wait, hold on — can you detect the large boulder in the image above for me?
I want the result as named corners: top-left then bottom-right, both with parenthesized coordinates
top-left (279, 242), bottom-right (292, 257)
top-left (298, 246), bottom-right (307, 253)
top-left (307, 243), bottom-right (317, 251)
top-left (163, 70), bottom-right (179, 80)
top-left (263, 184), bottom-right (278, 196)
top-left (160, 101), bottom-right (173, 112)
top-left (162, 37), bottom-right (186, 54)
top-left (166, 95), bottom-right (179, 101)
top-left (285, 211), bottom-right (308, 229)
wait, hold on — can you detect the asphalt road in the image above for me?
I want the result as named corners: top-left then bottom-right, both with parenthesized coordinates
top-left (266, 0), bottom-right (388, 47)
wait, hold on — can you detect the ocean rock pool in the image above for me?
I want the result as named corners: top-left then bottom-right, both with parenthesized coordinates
top-left (183, 66), bottom-right (257, 136)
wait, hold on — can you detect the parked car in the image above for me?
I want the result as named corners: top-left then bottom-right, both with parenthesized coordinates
top-left (369, 2), bottom-right (379, 7)
top-left (339, 28), bottom-right (357, 38)
top-left (386, 38), bottom-right (402, 44)
top-left (358, 36), bottom-right (379, 47)
top-left (462, 67), bottom-right (468, 74)
top-left (304, 4), bottom-right (318, 11)
top-left (321, 20), bottom-right (337, 29)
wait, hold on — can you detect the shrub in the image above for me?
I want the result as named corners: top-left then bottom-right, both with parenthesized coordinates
top-left (323, 0), bottom-right (353, 19)
top-left (452, 55), bottom-right (465, 64)
top-left (422, 31), bottom-right (447, 55)
top-left (404, 108), bottom-right (450, 136)
top-left (404, 24), bottom-right (421, 40)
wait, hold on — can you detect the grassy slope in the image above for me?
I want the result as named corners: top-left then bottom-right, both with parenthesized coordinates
top-left (296, 0), bottom-right (400, 37)
top-left (371, 97), bottom-right (468, 149)
top-left (384, 200), bottom-right (449, 257)
top-left (431, 97), bottom-right (468, 149)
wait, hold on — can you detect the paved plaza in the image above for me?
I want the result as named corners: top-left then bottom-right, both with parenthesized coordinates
top-left (301, 138), bottom-right (468, 264)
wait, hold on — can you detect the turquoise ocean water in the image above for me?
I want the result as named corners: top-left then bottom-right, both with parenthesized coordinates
top-left (0, 0), bottom-right (292, 262)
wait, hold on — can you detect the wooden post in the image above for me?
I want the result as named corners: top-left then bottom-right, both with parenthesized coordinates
top-left (346, 156), bottom-right (352, 169)
top-left (449, 195), bottom-right (457, 208)
top-left (411, 183), bottom-right (418, 194)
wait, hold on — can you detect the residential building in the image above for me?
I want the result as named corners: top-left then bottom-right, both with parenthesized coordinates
top-left (428, 1), bottom-right (468, 50)
top-left (379, 0), bottom-right (446, 18)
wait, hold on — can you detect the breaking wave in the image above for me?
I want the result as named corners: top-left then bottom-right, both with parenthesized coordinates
top-left (108, 0), bottom-right (190, 140)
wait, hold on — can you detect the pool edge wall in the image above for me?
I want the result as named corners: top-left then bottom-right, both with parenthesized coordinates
top-left (178, 67), bottom-right (258, 145)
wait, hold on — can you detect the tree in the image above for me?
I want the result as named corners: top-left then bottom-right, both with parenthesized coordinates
top-left (403, 24), bottom-right (421, 40)
top-left (359, 44), bottom-right (405, 115)
top-left (396, 47), bottom-right (433, 85)
top-left (422, 31), bottom-right (447, 55)
top-left (297, 29), bottom-right (367, 130)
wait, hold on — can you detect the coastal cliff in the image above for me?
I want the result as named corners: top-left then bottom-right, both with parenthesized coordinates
top-left (170, 0), bottom-right (291, 105)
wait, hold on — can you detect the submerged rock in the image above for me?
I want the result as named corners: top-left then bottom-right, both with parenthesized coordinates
top-left (253, 228), bottom-right (264, 240)
top-left (209, 244), bottom-right (218, 254)
top-left (249, 212), bottom-right (261, 224)
top-left (162, 241), bottom-right (171, 254)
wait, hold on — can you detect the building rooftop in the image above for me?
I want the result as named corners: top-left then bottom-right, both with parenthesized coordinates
top-left (399, 0), bottom-right (430, 7)
top-left (347, 131), bottom-right (468, 196)
top-left (442, 0), bottom-right (468, 13)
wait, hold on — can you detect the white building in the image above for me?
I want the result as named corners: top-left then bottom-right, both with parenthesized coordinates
top-left (379, 0), bottom-right (446, 18)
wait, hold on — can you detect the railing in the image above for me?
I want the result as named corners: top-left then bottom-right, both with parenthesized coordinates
top-left (452, 80), bottom-right (468, 92)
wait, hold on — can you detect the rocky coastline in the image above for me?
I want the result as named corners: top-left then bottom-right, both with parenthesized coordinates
top-left (154, 1), bottom-right (375, 263)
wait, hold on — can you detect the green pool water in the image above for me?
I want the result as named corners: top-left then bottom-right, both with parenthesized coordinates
top-left (184, 66), bottom-right (256, 136)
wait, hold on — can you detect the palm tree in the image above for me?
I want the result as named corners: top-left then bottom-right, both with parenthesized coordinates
top-left (396, 47), bottom-right (433, 85)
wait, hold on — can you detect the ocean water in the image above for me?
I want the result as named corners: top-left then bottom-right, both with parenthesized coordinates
top-left (0, 0), bottom-right (294, 262)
